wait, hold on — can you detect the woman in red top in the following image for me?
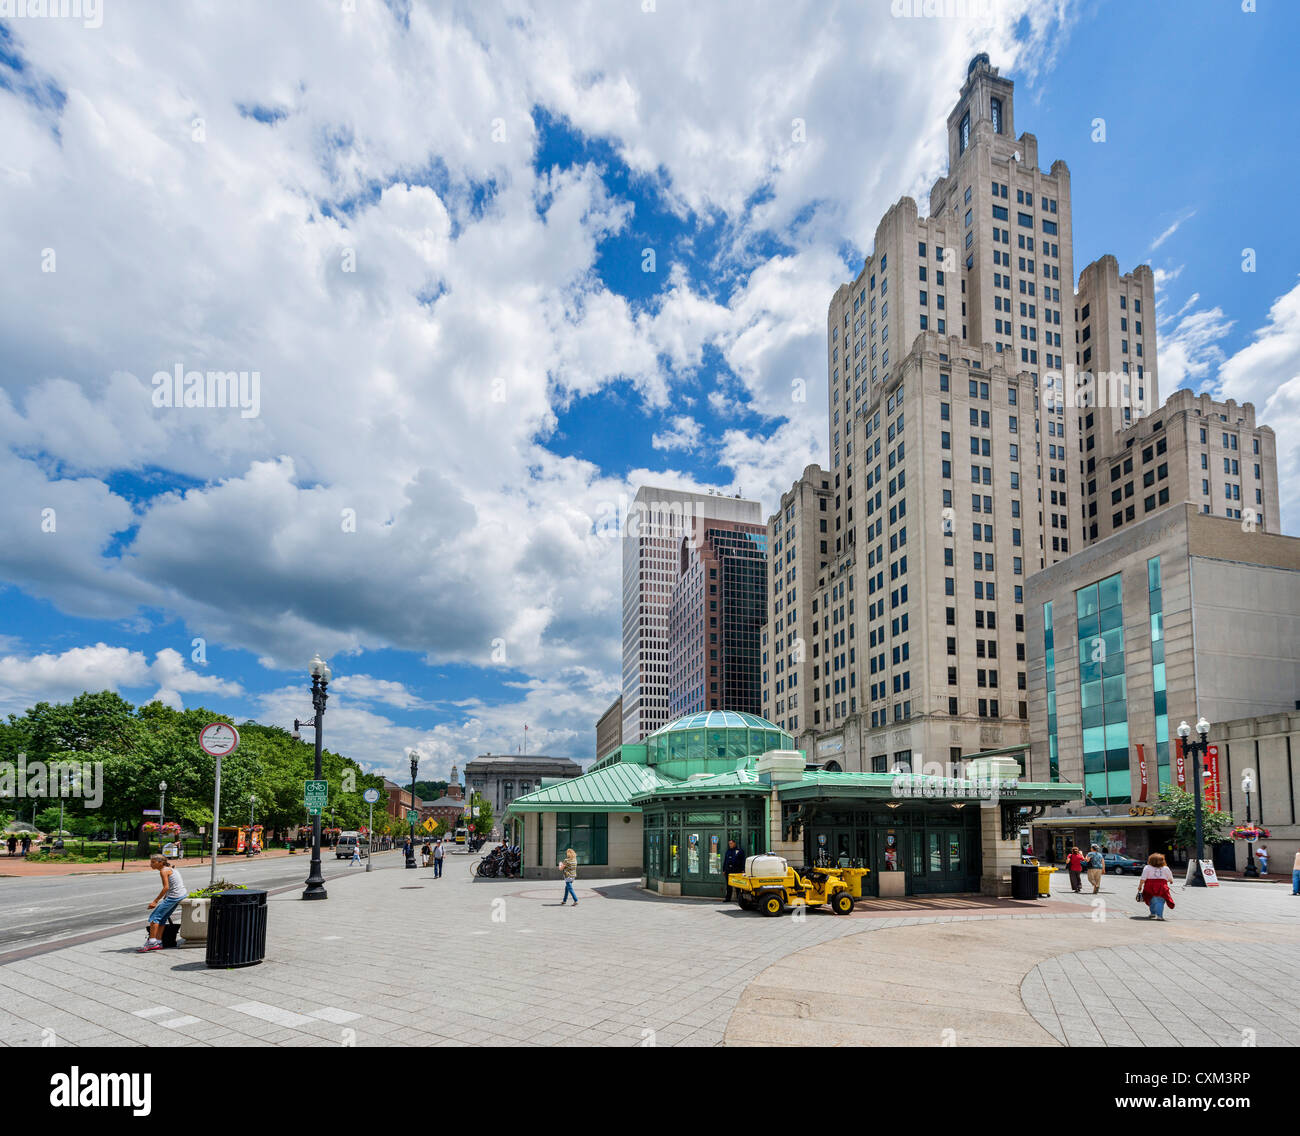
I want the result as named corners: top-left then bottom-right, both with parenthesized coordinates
top-left (1065, 846), bottom-right (1086, 892)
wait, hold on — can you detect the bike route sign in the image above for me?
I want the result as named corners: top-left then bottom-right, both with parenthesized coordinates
top-left (304, 780), bottom-right (328, 815)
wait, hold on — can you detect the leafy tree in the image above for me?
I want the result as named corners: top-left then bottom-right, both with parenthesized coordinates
top-left (1157, 786), bottom-right (1233, 850)
top-left (468, 791), bottom-right (494, 836)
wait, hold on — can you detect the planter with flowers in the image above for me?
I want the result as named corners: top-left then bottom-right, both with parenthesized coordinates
top-left (1231, 825), bottom-right (1270, 841)
top-left (180, 880), bottom-right (247, 943)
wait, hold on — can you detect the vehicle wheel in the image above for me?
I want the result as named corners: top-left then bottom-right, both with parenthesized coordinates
top-left (760, 893), bottom-right (785, 917)
top-left (830, 891), bottom-right (854, 915)
top-left (737, 894), bottom-right (753, 910)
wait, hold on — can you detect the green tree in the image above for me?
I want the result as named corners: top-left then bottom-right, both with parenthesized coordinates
top-left (1157, 786), bottom-right (1233, 851)
top-left (468, 792), bottom-right (494, 836)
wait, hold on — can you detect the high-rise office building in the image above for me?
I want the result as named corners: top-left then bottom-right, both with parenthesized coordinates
top-left (622, 486), bottom-right (763, 742)
top-left (761, 53), bottom-right (1285, 775)
top-left (667, 517), bottom-right (768, 718)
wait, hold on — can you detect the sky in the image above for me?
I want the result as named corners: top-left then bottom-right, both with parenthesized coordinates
top-left (1, 0), bottom-right (1298, 783)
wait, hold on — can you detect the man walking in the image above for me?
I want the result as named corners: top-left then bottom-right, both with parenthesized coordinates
top-left (1256, 844), bottom-right (1269, 875)
top-left (433, 839), bottom-right (444, 878)
top-left (721, 838), bottom-right (746, 902)
top-left (1085, 844), bottom-right (1105, 894)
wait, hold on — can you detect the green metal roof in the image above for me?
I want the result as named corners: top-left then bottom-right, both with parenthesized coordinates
top-left (645, 710), bottom-right (781, 738)
top-left (503, 762), bottom-right (677, 814)
top-left (628, 765), bottom-right (769, 804)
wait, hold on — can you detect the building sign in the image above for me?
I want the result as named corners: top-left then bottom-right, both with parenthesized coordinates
top-left (817, 736), bottom-right (844, 756)
top-left (1136, 744), bottom-right (1148, 803)
top-left (1128, 805), bottom-right (1155, 817)
top-left (1175, 737), bottom-right (1187, 791)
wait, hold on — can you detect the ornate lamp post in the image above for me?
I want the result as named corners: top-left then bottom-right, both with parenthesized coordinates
top-left (406, 750), bottom-right (419, 869)
top-left (1177, 717), bottom-right (1212, 887)
top-left (298, 654), bottom-right (331, 900)
top-left (1241, 771), bottom-right (1258, 878)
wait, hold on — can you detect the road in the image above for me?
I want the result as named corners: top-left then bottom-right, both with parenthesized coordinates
top-left (0, 849), bottom-right (422, 952)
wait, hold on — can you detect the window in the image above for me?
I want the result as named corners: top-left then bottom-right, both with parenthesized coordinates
top-left (959, 111), bottom-right (971, 155)
top-left (554, 813), bottom-right (608, 866)
top-left (990, 97), bottom-right (1002, 134)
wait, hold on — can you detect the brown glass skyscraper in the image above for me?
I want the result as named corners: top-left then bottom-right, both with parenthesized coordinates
top-left (668, 518), bottom-right (768, 718)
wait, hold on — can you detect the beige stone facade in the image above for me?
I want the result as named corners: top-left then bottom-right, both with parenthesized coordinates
top-left (1025, 504), bottom-right (1300, 852)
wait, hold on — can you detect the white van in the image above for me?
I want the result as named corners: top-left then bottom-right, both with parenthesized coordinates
top-left (335, 831), bottom-right (361, 859)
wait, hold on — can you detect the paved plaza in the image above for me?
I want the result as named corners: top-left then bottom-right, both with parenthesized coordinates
top-left (0, 852), bottom-right (1296, 1047)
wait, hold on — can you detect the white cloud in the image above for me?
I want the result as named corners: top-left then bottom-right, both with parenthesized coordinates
top-left (651, 415), bottom-right (703, 452)
top-left (0, 1), bottom-right (1071, 752)
top-left (1149, 208), bottom-right (1195, 252)
top-left (0, 644), bottom-right (241, 716)
top-left (1216, 279), bottom-right (1300, 533)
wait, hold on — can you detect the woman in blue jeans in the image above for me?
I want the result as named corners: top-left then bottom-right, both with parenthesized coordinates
top-left (558, 847), bottom-right (579, 906)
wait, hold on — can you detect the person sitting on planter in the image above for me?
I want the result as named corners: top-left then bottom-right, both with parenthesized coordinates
top-left (138, 854), bottom-right (187, 952)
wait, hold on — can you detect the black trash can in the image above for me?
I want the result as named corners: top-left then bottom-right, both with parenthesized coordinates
top-left (1010, 863), bottom-right (1038, 900)
top-left (205, 889), bottom-right (268, 968)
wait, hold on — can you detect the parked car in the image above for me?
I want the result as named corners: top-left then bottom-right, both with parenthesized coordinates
top-left (1102, 852), bottom-right (1143, 875)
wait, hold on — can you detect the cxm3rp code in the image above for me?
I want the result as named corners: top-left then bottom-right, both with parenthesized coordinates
top-left (49, 1068), bottom-right (151, 1116)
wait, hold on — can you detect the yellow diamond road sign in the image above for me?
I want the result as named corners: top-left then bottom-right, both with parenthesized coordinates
top-left (422, 817), bottom-right (437, 833)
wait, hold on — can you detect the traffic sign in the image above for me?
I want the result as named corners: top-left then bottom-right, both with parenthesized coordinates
top-left (422, 817), bottom-right (437, 833)
top-left (406, 809), bottom-right (418, 824)
top-left (362, 788), bottom-right (380, 805)
top-left (142, 808), bottom-right (161, 816)
top-left (199, 722), bottom-right (240, 757)
top-left (468, 824), bottom-right (475, 833)
top-left (304, 780), bottom-right (328, 815)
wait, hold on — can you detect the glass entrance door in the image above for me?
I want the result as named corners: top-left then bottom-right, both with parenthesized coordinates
top-left (912, 824), bottom-right (974, 893)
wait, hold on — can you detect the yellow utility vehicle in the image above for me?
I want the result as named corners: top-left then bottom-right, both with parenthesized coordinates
top-left (728, 854), bottom-right (856, 916)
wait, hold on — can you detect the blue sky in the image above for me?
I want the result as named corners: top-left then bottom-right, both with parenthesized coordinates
top-left (1, 0), bottom-right (1297, 781)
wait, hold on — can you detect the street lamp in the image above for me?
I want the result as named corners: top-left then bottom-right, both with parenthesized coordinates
top-left (158, 780), bottom-right (167, 853)
top-left (1177, 717), bottom-right (1212, 887)
top-left (406, 750), bottom-right (419, 869)
top-left (300, 654), bottom-right (331, 901)
top-left (247, 794), bottom-right (256, 857)
top-left (1240, 771), bottom-right (1258, 878)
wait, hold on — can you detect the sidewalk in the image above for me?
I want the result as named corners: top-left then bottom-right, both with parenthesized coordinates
top-left (0, 846), bottom-right (397, 878)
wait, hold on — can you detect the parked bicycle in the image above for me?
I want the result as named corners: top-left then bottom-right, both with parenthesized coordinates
top-left (475, 844), bottom-right (522, 878)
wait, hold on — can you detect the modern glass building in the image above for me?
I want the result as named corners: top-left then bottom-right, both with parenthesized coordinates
top-left (667, 523), bottom-right (767, 718)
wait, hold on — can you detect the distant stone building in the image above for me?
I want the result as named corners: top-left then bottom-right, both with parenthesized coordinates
top-left (465, 754), bottom-right (583, 816)
top-left (420, 765), bottom-right (467, 831)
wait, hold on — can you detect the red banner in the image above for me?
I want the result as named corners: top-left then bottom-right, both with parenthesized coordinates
top-left (1206, 744), bottom-right (1221, 810)
top-left (1136, 744), bottom-right (1148, 803)
top-left (1175, 737), bottom-right (1186, 790)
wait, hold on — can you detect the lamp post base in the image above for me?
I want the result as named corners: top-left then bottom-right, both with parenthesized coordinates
top-left (303, 854), bottom-right (328, 900)
top-left (302, 883), bottom-right (328, 900)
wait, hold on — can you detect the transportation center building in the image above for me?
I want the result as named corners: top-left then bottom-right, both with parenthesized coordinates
top-left (505, 711), bottom-right (1078, 897)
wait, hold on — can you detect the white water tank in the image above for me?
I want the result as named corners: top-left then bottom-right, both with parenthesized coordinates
top-left (745, 854), bottom-right (787, 877)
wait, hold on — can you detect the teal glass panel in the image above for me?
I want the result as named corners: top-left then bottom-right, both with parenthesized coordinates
top-left (1102, 649), bottom-right (1125, 677)
top-left (1098, 573), bottom-right (1122, 610)
top-left (1081, 704), bottom-right (1104, 731)
top-left (1147, 556), bottom-right (1161, 591)
top-left (1083, 749), bottom-right (1106, 774)
top-left (1046, 690), bottom-right (1056, 715)
top-left (1077, 613), bottom-right (1099, 642)
top-left (1152, 662), bottom-right (1166, 692)
top-left (1082, 725), bottom-right (1106, 753)
top-left (1150, 612), bottom-right (1163, 641)
top-left (727, 730), bottom-right (748, 759)
top-left (1045, 647), bottom-right (1054, 669)
top-left (688, 729), bottom-right (704, 761)
top-left (1107, 771), bottom-right (1132, 804)
top-left (1105, 734), bottom-right (1129, 763)
top-left (764, 731), bottom-right (780, 753)
top-left (707, 730), bottom-right (726, 758)
top-left (1155, 714), bottom-right (1168, 743)
top-left (1080, 680), bottom-right (1104, 708)
top-left (1101, 627), bottom-right (1124, 659)
top-left (1099, 604), bottom-right (1123, 633)
top-left (1103, 674), bottom-right (1127, 703)
top-left (1152, 639), bottom-right (1164, 665)
top-left (1077, 585), bottom-right (1099, 619)
top-left (1084, 771), bottom-right (1108, 799)
top-left (1044, 600), bottom-right (1054, 630)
